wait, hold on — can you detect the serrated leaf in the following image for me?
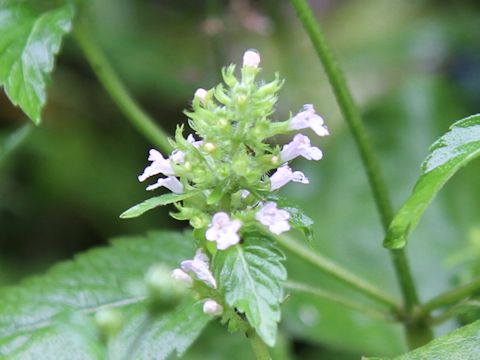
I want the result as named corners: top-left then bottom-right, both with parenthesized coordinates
top-left (0, 1), bottom-right (74, 123)
top-left (384, 114), bottom-right (480, 249)
top-left (109, 300), bottom-right (210, 359)
top-left (120, 191), bottom-right (197, 218)
top-left (394, 320), bottom-right (480, 359)
top-left (214, 235), bottom-right (287, 346)
top-left (0, 231), bottom-right (210, 359)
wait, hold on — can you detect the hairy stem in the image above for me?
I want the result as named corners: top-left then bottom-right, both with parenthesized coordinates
top-left (285, 281), bottom-right (395, 322)
top-left (74, 22), bottom-right (171, 153)
top-left (289, 0), bottom-right (431, 347)
top-left (277, 235), bottom-right (400, 310)
top-left (247, 329), bottom-right (271, 360)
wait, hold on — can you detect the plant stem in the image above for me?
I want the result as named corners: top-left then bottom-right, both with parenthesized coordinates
top-left (289, 0), bottom-right (431, 347)
top-left (430, 300), bottom-right (480, 326)
top-left (417, 277), bottom-right (480, 319)
top-left (247, 329), bottom-right (271, 360)
top-left (277, 235), bottom-right (399, 310)
top-left (74, 23), bottom-right (171, 153)
top-left (285, 281), bottom-right (395, 322)
top-left (0, 124), bottom-right (32, 170)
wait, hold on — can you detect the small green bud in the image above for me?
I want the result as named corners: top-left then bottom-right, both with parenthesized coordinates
top-left (95, 309), bottom-right (123, 338)
top-left (190, 215), bottom-right (208, 229)
top-left (145, 264), bottom-right (186, 302)
top-left (204, 142), bottom-right (216, 152)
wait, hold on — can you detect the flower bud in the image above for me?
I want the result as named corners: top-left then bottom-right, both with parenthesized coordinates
top-left (194, 88), bottom-right (208, 102)
top-left (203, 299), bottom-right (223, 315)
top-left (171, 268), bottom-right (193, 287)
top-left (95, 309), bottom-right (123, 338)
top-left (243, 49), bottom-right (261, 68)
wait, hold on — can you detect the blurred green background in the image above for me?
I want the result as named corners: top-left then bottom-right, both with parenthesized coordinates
top-left (1, 0), bottom-right (480, 358)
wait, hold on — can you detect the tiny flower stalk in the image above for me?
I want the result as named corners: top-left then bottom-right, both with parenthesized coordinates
top-left (124, 49), bottom-right (328, 352)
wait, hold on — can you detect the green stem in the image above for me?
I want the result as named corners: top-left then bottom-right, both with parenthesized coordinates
top-left (285, 281), bottom-right (395, 322)
top-left (74, 23), bottom-right (171, 153)
top-left (430, 300), bottom-right (480, 326)
top-left (277, 235), bottom-right (400, 310)
top-left (0, 124), bottom-right (32, 170)
top-left (247, 329), bottom-right (271, 360)
top-left (417, 277), bottom-right (480, 319)
top-left (289, 0), bottom-right (431, 347)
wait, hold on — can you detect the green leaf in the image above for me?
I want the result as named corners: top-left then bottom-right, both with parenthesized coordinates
top-left (120, 191), bottom-right (197, 218)
top-left (109, 300), bottom-right (211, 360)
top-left (0, 231), bottom-right (210, 359)
top-left (394, 320), bottom-right (480, 359)
top-left (0, 1), bottom-right (74, 123)
top-left (265, 194), bottom-right (314, 241)
top-left (214, 234), bottom-right (287, 347)
top-left (384, 114), bottom-right (480, 249)
top-left (284, 206), bottom-right (314, 241)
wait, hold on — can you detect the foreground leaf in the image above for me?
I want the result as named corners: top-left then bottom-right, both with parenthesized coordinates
top-left (394, 320), bottom-right (480, 359)
top-left (0, 1), bottom-right (74, 123)
top-left (214, 234), bottom-right (287, 346)
top-left (109, 300), bottom-right (210, 360)
top-left (384, 114), bottom-right (480, 249)
top-left (120, 192), bottom-right (198, 218)
top-left (0, 231), bottom-right (210, 359)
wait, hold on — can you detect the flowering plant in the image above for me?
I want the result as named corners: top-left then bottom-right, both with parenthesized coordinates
top-left (122, 49), bottom-right (328, 346)
top-left (1, 1), bottom-right (480, 359)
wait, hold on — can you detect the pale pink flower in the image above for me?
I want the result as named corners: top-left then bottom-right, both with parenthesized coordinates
top-left (170, 134), bottom-right (203, 164)
top-left (289, 104), bottom-right (329, 137)
top-left (206, 212), bottom-right (242, 250)
top-left (138, 149), bottom-right (175, 182)
top-left (269, 165), bottom-right (309, 191)
top-left (171, 268), bottom-right (193, 287)
top-left (181, 249), bottom-right (217, 289)
top-left (146, 176), bottom-right (183, 193)
top-left (256, 202), bottom-right (290, 235)
top-left (281, 134), bottom-right (323, 162)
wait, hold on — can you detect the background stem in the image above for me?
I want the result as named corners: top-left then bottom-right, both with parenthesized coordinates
top-left (74, 23), bottom-right (172, 153)
top-left (277, 235), bottom-right (399, 310)
top-left (285, 281), bottom-right (395, 322)
top-left (248, 329), bottom-right (271, 360)
top-left (417, 277), bottom-right (480, 318)
top-left (289, 0), bottom-right (432, 347)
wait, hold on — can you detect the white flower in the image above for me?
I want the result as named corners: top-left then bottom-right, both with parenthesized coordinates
top-left (243, 49), bottom-right (261, 68)
top-left (194, 88), bottom-right (208, 102)
top-left (205, 212), bottom-right (242, 250)
top-left (269, 165), bottom-right (309, 191)
top-left (170, 134), bottom-right (203, 164)
top-left (146, 176), bottom-right (183, 193)
top-left (138, 149), bottom-right (175, 182)
top-left (181, 249), bottom-right (217, 289)
top-left (186, 134), bottom-right (203, 148)
top-left (256, 202), bottom-right (291, 235)
top-left (289, 104), bottom-right (329, 137)
top-left (203, 299), bottom-right (223, 316)
top-left (281, 134), bottom-right (323, 162)
top-left (171, 268), bottom-right (193, 287)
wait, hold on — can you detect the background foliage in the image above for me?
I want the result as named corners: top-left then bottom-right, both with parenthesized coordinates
top-left (1, 0), bottom-right (480, 358)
